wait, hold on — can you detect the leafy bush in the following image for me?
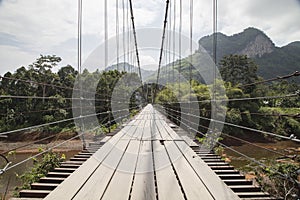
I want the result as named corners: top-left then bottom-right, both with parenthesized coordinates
top-left (254, 161), bottom-right (299, 200)
top-left (254, 107), bottom-right (300, 138)
top-left (14, 150), bottom-right (65, 196)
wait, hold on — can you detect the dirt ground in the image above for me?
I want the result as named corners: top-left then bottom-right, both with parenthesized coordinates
top-left (0, 139), bottom-right (83, 154)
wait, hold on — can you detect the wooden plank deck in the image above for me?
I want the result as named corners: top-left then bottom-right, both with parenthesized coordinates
top-left (44, 104), bottom-right (240, 200)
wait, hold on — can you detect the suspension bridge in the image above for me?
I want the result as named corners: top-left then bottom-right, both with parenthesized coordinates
top-left (7, 105), bottom-right (278, 200)
top-left (1, 0), bottom-right (299, 199)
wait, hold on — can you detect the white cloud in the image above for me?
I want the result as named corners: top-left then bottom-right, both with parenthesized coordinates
top-left (0, 0), bottom-right (77, 49)
top-left (216, 0), bottom-right (300, 46)
top-left (0, 0), bottom-right (299, 74)
top-left (139, 54), bottom-right (158, 71)
top-left (0, 45), bottom-right (36, 74)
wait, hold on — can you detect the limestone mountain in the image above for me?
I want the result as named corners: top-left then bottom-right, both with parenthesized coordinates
top-left (199, 27), bottom-right (275, 60)
top-left (199, 27), bottom-right (300, 82)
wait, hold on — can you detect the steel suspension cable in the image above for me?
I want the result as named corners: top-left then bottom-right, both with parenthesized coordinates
top-left (77, 0), bottom-right (83, 97)
top-left (104, 0), bottom-right (112, 133)
top-left (155, 105), bottom-right (289, 178)
top-left (212, 0), bottom-right (217, 90)
top-left (178, 106), bottom-right (300, 119)
top-left (1, 110), bottom-right (129, 157)
top-left (172, 0), bottom-right (176, 82)
top-left (127, 3), bottom-right (130, 70)
top-left (178, 0), bottom-right (182, 97)
top-left (163, 106), bottom-right (300, 142)
top-left (122, 0), bottom-right (126, 70)
top-left (77, 0), bottom-right (85, 147)
top-left (5, 70), bottom-right (296, 105)
top-left (4, 91), bottom-right (292, 116)
top-left (0, 112), bottom-right (105, 136)
top-left (161, 92), bottom-right (299, 104)
top-left (167, 0), bottom-right (172, 83)
top-left (1, 135), bottom-right (56, 155)
top-left (240, 71), bottom-right (300, 88)
top-left (0, 75), bottom-right (131, 102)
top-left (128, 0), bottom-right (144, 92)
top-left (104, 0), bottom-right (108, 70)
top-left (172, 111), bottom-right (295, 159)
top-left (0, 94), bottom-right (132, 103)
top-left (116, 0), bottom-right (120, 71)
top-left (188, 0), bottom-right (193, 133)
top-left (3, 112), bottom-right (132, 173)
top-left (154, 0), bottom-right (170, 101)
top-left (4, 133), bottom-right (83, 173)
top-left (0, 75), bottom-right (94, 97)
top-left (0, 106), bottom-right (138, 137)
top-left (0, 105), bottom-right (124, 117)
top-left (211, 0), bottom-right (218, 136)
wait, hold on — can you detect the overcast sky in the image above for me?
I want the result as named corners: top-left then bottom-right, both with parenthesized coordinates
top-left (0, 0), bottom-right (300, 74)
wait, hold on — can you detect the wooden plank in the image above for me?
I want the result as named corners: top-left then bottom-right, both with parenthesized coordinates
top-left (175, 141), bottom-right (240, 200)
top-left (19, 189), bottom-right (50, 198)
top-left (126, 105), bottom-right (149, 140)
top-left (164, 141), bottom-right (214, 200)
top-left (163, 121), bottom-right (183, 140)
top-left (150, 115), bottom-right (162, 140)
top-left (45, 105), bottom-right (238, 200)
top-left (45, 121), bottom-right (137, 200)
top-left (155, 114), bottom-right (182, 140)
top-left (180, 135), bottom-right (199, 147)
top-left (153, 141), bottom-right (185, 200)
top-left (130, 141), bottom-right (156, 200)
top-left (101, 140), bottom-right (141, 200)
top-left (142, 119), bottom-right (152, 140)
top-left (153, 109), bottom-right (166, 121)
top-left (132, 117), bottom-right (146, 140)
top-left (122, 115), bottom-right (144, 140)
top-left (71, 114), bottom-right (143, 199)
top-left (100, 136), bottom-right (112, 143)
top-left (155, 119), bottom-right (173, 140)
top-left (72, 140), bottom-right (130, 200)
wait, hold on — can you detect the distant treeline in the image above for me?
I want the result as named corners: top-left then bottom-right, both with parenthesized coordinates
top-left (156, 54), bottom-right (300, 139)
top-left (0, 54), bottom-right (299, 141)
top-left (0, 55), bottom-right (140, 139)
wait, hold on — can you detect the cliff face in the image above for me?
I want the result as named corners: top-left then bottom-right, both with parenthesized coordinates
top-left (198, 27), bottom-right (300, 83)
top-left (239, 34), bottom-right (275, 57)
top-left (199, 27), bottom-right (275, 60)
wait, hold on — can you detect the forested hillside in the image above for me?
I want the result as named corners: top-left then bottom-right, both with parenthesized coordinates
top-left (0, 55), bottom-right (140, 140)
top-left (198, 27), bottom-right (300, 82)
top-left (156, 54), bottom-right (300, 139)
top-left (1, 51), bottom-right (299, 141)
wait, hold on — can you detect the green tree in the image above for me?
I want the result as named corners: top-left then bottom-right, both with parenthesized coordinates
top-left (219, 54), bottom-right (258, 93)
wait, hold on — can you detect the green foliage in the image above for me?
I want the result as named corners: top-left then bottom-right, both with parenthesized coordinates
top-left (255, 44), bottom-right (300, 83)
top-left (0, 55), bottom-right (75, 134)
top-left (14, 151), bottom-right (65, 196)
top-left (214, 145), bottom-right (224, 157)
top-left (97, 123), bottom-right (119, 135)
top-left (219, 54), bottom-right (258, 91)
top-left (199, 27), bottom-right (272, 62)
top-left (196, 135), bottom-right (224, 155)
top-left (155, 54), bottom-right (300, 139)
top-left (198, 27), bottom-right (300, 83)
top-left (254, 107), bottom-right (300, 138)
top-left (130, 109), bottom-right (139, 118)
top-left (0, 55), bottom-right (141, 140)
top-left (254, 161), bottom-right (299, 199)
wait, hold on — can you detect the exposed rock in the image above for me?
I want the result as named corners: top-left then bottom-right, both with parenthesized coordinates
top-left (199, 27), bottom-right (276, 60)
top-left (239, 34), bottom-right (275, 57)
top-left (198, 27), bottom-right (300, 83)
